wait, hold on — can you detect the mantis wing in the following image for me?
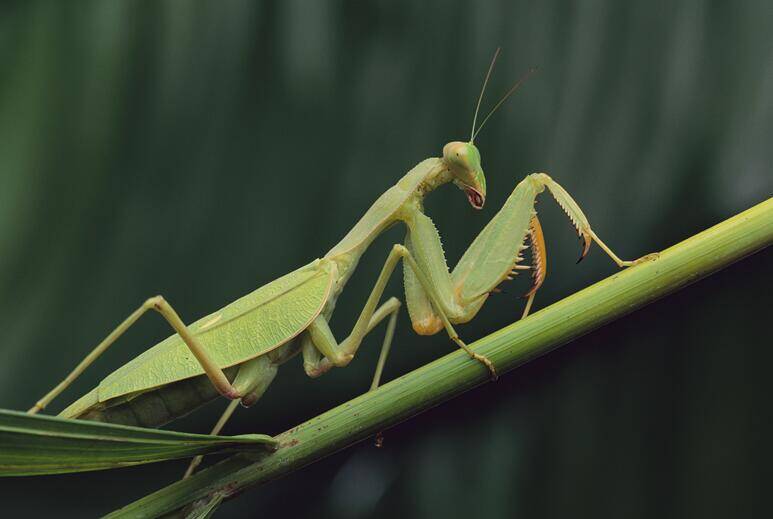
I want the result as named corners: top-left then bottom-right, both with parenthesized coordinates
top-left (95, 260), bottom-right (333, 402)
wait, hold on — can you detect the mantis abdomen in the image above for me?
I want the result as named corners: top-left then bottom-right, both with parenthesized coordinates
top-left (76, 366), bottom-right (241, 427)
top-left (64, 335), bottom-right (295, 428)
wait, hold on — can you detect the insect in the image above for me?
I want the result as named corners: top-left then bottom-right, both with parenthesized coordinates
top-left (27, 51), bottom-right (648, 475)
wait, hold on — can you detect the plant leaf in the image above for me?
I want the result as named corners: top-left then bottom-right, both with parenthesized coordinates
top-left (0, 409), bottom-right (275, 476)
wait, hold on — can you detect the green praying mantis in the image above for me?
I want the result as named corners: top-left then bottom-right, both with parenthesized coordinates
top-left (26, 50), bottom-right (652, 477)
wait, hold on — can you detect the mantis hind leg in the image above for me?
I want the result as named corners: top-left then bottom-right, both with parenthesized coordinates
top-left (28, 295), bottom-right (239, 414)
top-left (183, 399), bottom-right (240, 479)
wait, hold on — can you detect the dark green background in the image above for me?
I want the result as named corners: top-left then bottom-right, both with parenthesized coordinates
top-left (1, 1), bottom-right (771, 517)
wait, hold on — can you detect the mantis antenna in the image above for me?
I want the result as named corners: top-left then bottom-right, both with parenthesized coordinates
top-left (470, 47), bottom-right (502, 142)
top-left (471, 65), bottom-right (538, 143)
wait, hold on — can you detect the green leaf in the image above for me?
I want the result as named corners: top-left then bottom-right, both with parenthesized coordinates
top-left (0, 409), bottom-right (275, 476)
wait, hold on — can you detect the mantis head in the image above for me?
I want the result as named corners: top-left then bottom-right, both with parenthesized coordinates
top-left (443, 141), bottom-right (486, 210)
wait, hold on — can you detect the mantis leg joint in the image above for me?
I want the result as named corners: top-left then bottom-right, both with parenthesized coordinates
top-left (330, 352), bottom-right (354, 368)
top-left (391, 243), bottom-right (409, 256)
top-left (303, 361), bottom-right (326, 378)
top-left (144, 295), bottom-right (167, 311)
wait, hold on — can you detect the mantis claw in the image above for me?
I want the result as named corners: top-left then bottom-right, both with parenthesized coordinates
top-left (576, 234), bottom-right (592, 264)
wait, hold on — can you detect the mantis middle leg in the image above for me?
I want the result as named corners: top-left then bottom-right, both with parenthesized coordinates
top-left (303, 244), bottom-right (497, 379)
top-left (184, 300), bottom-right (401, 480)
top-left (302, 297), bottom-right (401, 383)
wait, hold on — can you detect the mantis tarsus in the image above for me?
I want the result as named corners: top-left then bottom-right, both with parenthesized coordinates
top-left (27, 50), bottom-right (653, 478)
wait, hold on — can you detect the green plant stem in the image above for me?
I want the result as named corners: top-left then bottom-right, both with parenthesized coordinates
top-left (110, 198), bottom-right (773, 518)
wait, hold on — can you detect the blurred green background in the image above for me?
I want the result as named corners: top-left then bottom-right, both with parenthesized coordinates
top-left (1, 1), bottom-right (771, 517)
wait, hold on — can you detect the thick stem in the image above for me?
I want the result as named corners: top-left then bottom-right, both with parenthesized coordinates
top-left (108, 198), bottom-right (772, 518)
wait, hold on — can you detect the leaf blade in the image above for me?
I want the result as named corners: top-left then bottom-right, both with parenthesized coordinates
top-left (0, 409), bottom-right (275, 476)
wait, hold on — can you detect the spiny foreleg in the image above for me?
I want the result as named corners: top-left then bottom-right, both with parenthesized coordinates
top-left (521, 214), bottom-right (547, 319)
top-left (449, 173), bottom-right (657, 318)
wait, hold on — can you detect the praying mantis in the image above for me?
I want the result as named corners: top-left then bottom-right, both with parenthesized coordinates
top-left (26, 51), bottom-right (652, 477)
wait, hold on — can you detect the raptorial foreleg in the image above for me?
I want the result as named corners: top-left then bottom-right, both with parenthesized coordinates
top-left (402, 173), bottom-right (656, 330)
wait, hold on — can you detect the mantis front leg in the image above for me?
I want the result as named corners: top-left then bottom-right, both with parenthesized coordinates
top-left (452, 173), bottom-right (656, 299)
top-left (403, 172), bottom-right (657, 335)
